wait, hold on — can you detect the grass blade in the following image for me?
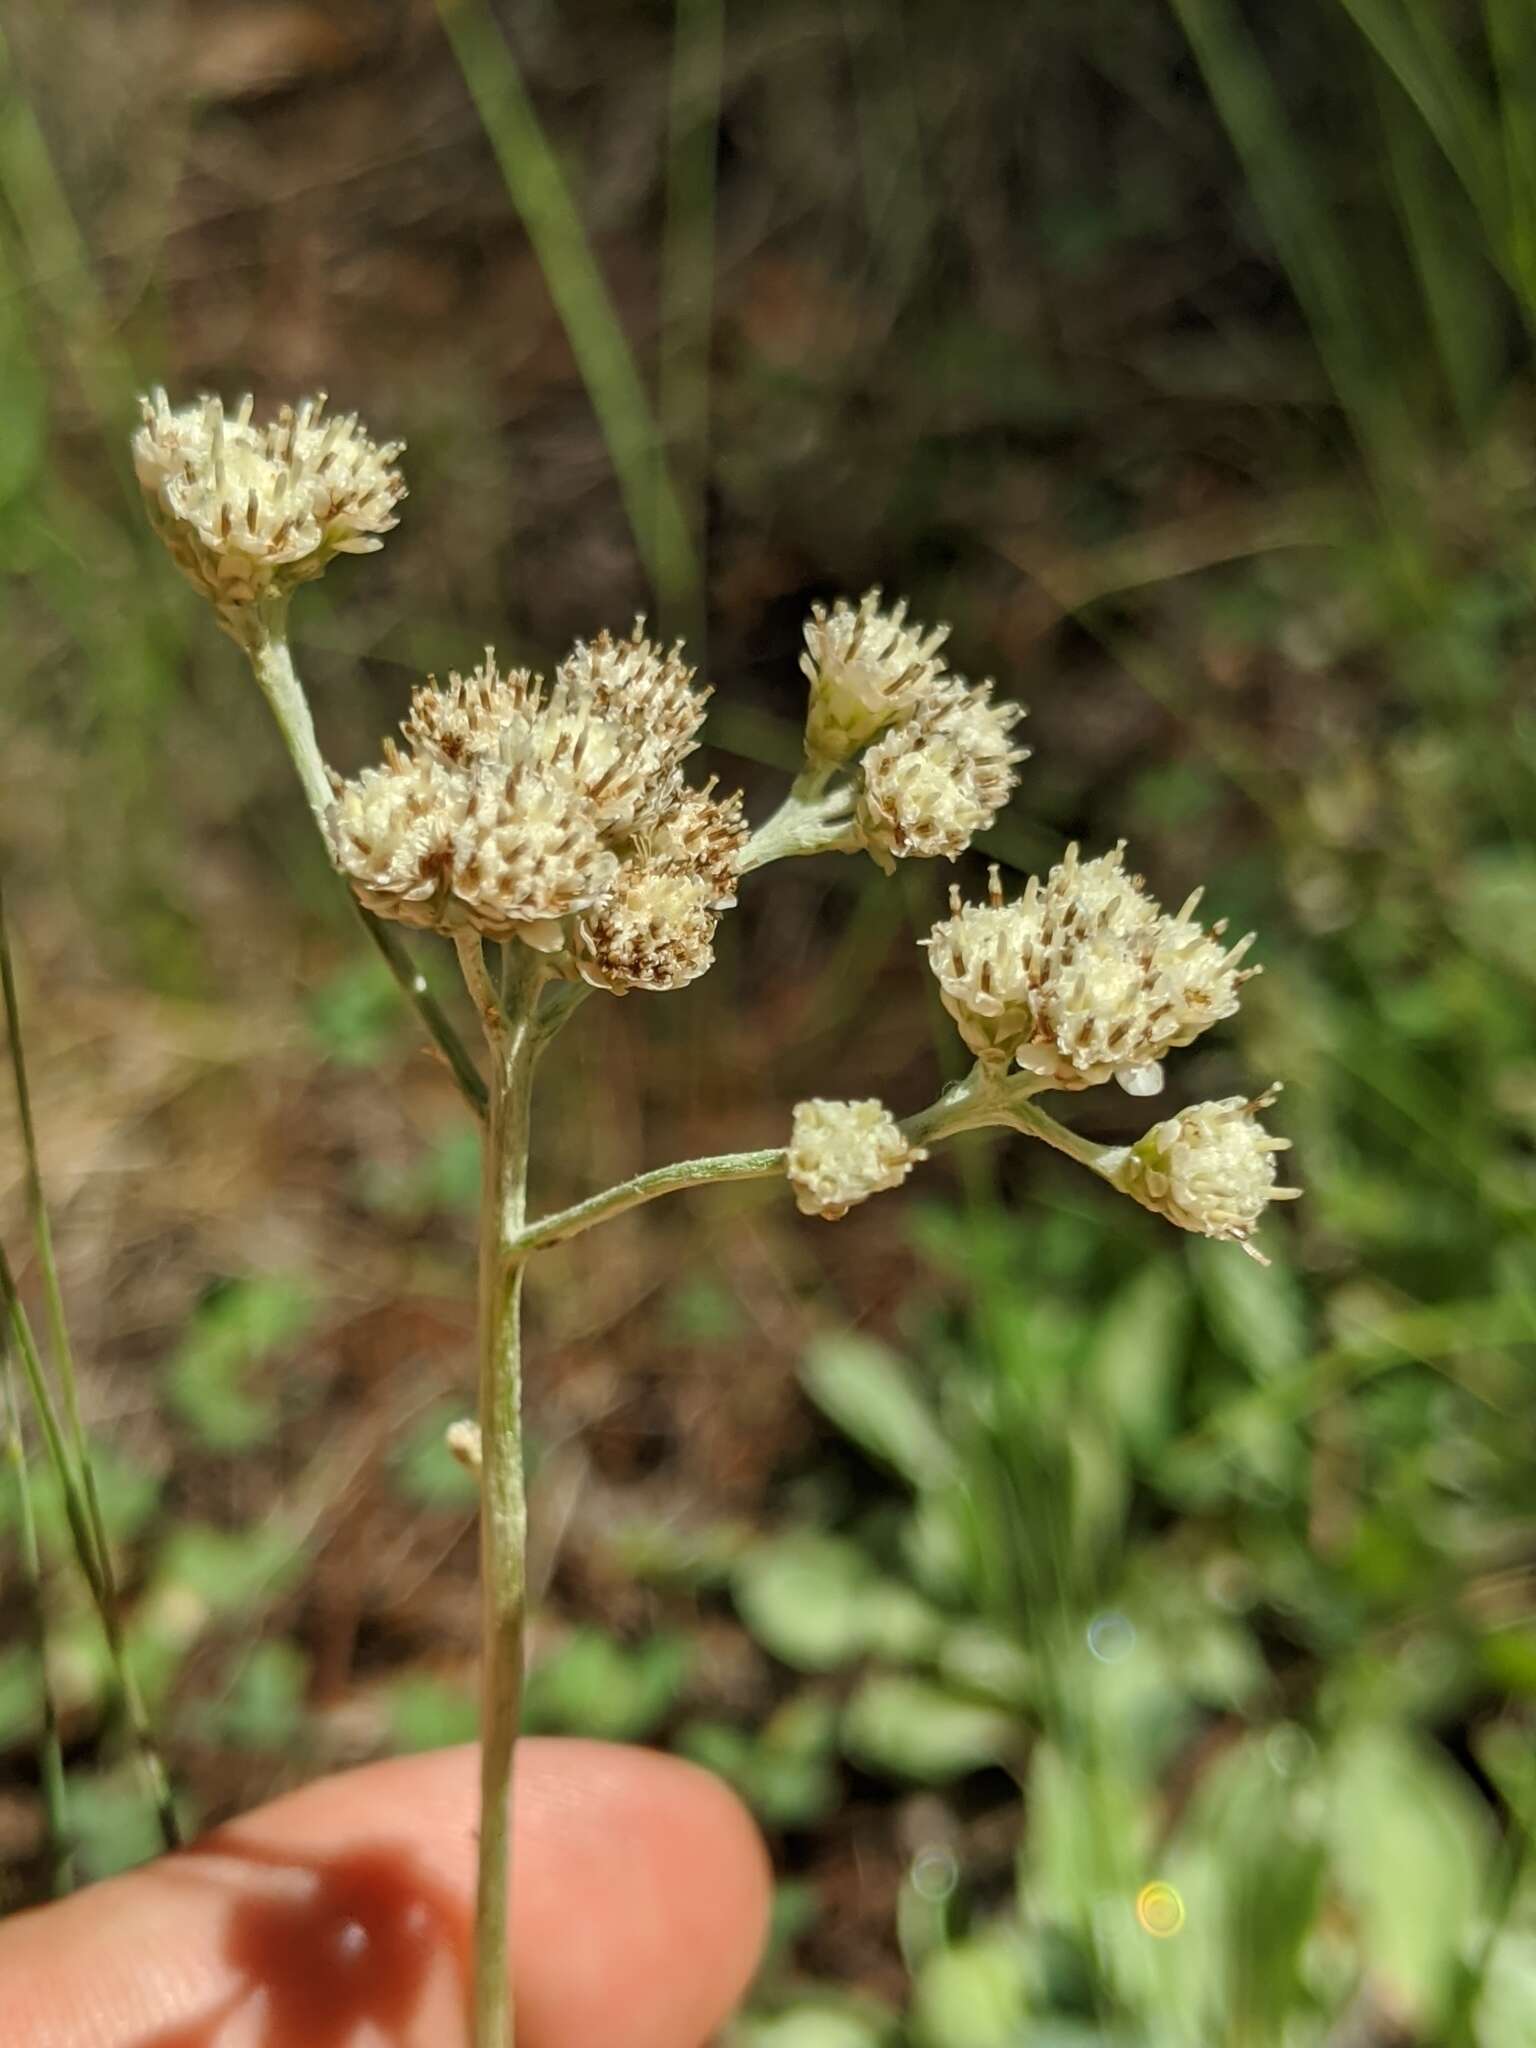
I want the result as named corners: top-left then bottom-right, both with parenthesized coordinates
top-left (1170, 0), bottom-right (1410, 471)
top-left (0, 880), bottom-right (182, 1851)
top-left (660, 0), bottom-right (725, 645)
top-left (2, 1346), bottom-right (72, 1894)
top-left (435, 0), bottom-right (699, 620)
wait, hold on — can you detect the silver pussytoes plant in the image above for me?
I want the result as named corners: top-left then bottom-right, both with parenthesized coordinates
top-left (135, 391), bottom-right (1300, 2048)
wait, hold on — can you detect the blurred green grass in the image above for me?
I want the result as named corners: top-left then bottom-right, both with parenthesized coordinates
top-left (2, 4), bottom-right (1536, 2042)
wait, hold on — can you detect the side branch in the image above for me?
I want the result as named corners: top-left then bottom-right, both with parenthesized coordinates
top-left (509, 1065), bottom-right (1114, 1257)
top-left (511, 1145), bottom-right (789, 1254)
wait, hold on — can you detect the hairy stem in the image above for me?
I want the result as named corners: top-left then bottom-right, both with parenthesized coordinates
top-left (241, 610), bottom-right (488, 1121)
top-left (465, 941), bottom-right (545, 2048)
top-left (741, 767), bottom-right (857, 871)
top-left (0, 884), bottom-right (180, 1849)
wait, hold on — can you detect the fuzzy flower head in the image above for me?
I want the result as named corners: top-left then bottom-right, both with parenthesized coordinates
top-left (326, 738), bottom-right (615, 945)
top-left (1111, 1088), bottom-right (1301, 1260)
top-left (788, 1099), bottom-right (928, 1220)
top-left (856, 680), bottom-right (1028, 870)
top-left (925, 844), bottom-right (1256, 1094)
top-left (329, 631), bottom-right (745, 978)
top-left (800, 588), bottom-right (953, 763)
top-left (133, 391), bottom-right (404, 636)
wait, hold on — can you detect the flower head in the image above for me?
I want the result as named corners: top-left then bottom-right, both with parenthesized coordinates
top-left (575, 859), bottom-right (720, 993)
top-left (788, 1098), bottom-right (928, 1219)
top-left (327, 739), bottom-right (616, 943)
top-left (925, 844), bottom-right (1256, 1093)
top-left (329, 627), bottom-right (745, 980)
top-left (558, 621), bottom-right (709, 763)
top-left (856, 680), bottom-right (1028, 869)
top-left (644, 781), bottom-right (748, 908)
top-left (133, 390), bottom-right (404, 635)
top-left (800, 588), bottom-right (953, 763)
top-left (1110, 1088), bottom-right (1301, 1260)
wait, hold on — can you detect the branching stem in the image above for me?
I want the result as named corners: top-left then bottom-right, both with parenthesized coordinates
top-left (507, 1064), bottom-right (1111, 1257)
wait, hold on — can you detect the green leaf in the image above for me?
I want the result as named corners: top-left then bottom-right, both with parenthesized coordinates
top-left (1326, 1723), bottom-right (1493, 2027)
top-left (733, 1533), bottom-right (874, 1672)
top-left (912, 1931), bottom-right (1032, 2048)
top-left (2, 1434), bottom-right (162, 1561)
top-left (728, 1998), bottom-right (899, 2048)
top-left (842, 1674), bottom-right (1016, 1783)
top-left (385, 1672), bottom-right (480, 1752)
top-left (194, 1641), bottom-right (309, 1751)
top-left (800, 1333), bottom-right (955, 1489)
top-left (66, 1765), bottom-right (183, 1882)
top-left (150, 1521), bottom-right (308, 1617)
top-left (1476, 1932), bottom-right (1536, 2048)
top-left (1086, 1261), bottom-right (1189, 1459)
top-left (305, 959), bottom-right (401, 1069)
top-left (675, 1714), bottom-right (838, 1828)
top-left (0, 1646), bottom-right (42, 1746)
top-left (163, 1276), bottom-right (316, 1452)
top-left (524, 1630), bottom-right (691, 1742)
top-left (1191, 1239), bottom-right (1306, 1380)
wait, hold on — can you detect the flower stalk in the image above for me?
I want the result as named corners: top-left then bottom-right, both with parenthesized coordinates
top-left (467, 941), bottom-right (544, 2048)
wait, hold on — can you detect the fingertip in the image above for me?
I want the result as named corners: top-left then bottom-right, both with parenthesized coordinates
top-left (512, 1739), bottom-right (773, 2048)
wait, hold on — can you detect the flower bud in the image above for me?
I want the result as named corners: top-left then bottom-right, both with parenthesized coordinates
top-left (788, 1099), bottom-right (927, 1219)
top-left (1109, 1089), bottom-right (1301, 1259)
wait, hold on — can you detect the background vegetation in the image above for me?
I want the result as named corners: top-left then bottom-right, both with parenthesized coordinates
top-left (3, 3), bottom-right (1536, 2042)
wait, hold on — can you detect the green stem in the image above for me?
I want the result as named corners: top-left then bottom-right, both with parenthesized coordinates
top-left (462, 940), bottom-right (545, 2048)
top-left (0, 885), bottom-right (181, 1851)
top-left (244, 606), bottom-right (333, 824)
top-left (241, 612), bottom-right (489, 1122)
top-left (2, 1346), bottom-right (72, 1895)
top-left (740, 768), bottom-right (858, 871)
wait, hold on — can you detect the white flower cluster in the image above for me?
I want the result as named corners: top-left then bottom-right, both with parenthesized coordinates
top-left (1108, 1089), bottom-right (1301, 1259)
top-left (133, 391), bottom-right (405, 637)
top-left (799, 589), bottom-right (1027, 868)
top-left (788, 1099), bottom-right (927, 1220)
top-left (926, 843), bottom-right (1254, 1096)
top-left (328, 626), bottom-right (746, 992)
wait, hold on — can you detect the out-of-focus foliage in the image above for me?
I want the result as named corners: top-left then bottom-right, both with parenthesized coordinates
top-left (1, 4), bottom-right (1535, 2043)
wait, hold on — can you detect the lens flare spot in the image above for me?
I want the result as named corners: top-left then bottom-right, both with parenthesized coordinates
top-left (1135, 1881), bottom-right (1185, 1938)
top-left (911, 1847), bottom-right (959, 1902)
top-left (1086, 1612), bottom-right (1136, 1663)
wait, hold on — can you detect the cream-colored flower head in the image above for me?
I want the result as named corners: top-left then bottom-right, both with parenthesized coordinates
top-left (800, 588), bottom-right (952, 763)
top-left (788, 1099), bottom-right (927, 1220)
top-left (331, 627), bottom-right (745, 972)
top-left (645, 781), bottom-right (748, 909)
top-left (575, 859), bottom-right (720, 993)
top-left (1110, 1088), bottom-right (1301, 1260)
top-left (925, 844), bottom-right (1256, 1094)
top-left (133, 390), bottom-right (404, 636)
top-left (857, 680), bottom-right (1028, 869)
top-left (327, 739), bottom-right (616, 943)
top-left (400, 652), bottom-right (542, 769)
top-left (558, 621), bottom-right (709, 763)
